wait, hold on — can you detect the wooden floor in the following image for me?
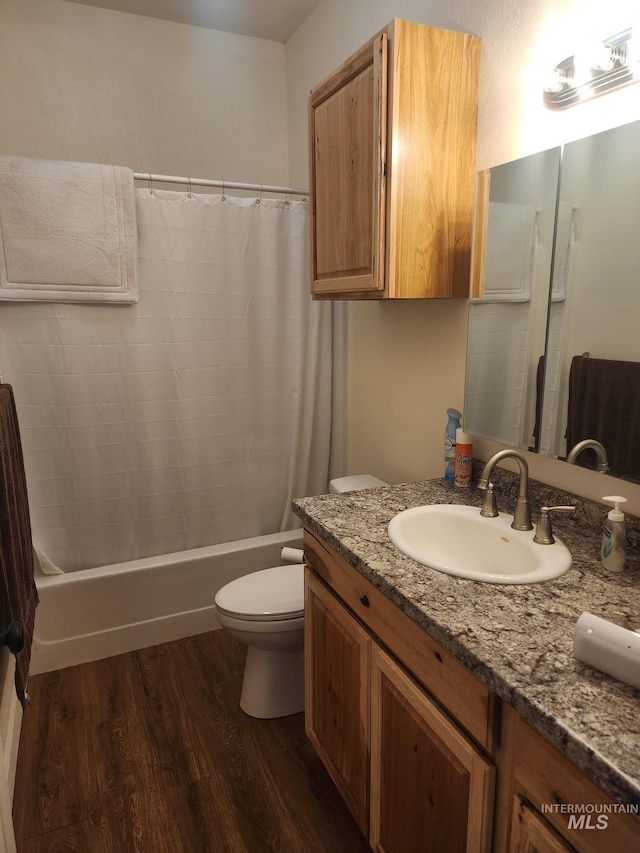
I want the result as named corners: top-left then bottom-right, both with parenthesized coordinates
top-left (13, 630), bottom-right (370, 852)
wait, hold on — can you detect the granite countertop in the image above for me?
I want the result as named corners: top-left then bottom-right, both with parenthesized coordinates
top-left (293, 469), bottom-right (640, 808)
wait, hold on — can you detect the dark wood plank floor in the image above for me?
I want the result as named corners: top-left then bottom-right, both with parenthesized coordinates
top-left (13, 629), bottom-right (370, 852)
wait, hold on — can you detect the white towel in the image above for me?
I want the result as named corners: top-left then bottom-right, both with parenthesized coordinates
top-left (550, 201), bottom-right (576, 302)
top-left (0, 156), bottom-right (138, 303)
top-left (472, 201), bottom-right (537, 303)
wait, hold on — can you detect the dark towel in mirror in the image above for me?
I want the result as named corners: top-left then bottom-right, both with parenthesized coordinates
top-left (530, 354), bottom-right (545, 452)
top-left (567, 355), bottom-right (640, 480)
top-left (0, 383), bottom-right (38, 706)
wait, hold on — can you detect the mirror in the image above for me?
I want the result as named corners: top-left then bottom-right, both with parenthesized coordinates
top-left (465, 146), bottom-right (561, 451)
top-left (465, 118), bottom-right (640, 485)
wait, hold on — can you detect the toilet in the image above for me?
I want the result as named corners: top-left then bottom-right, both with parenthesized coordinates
top-left (214, 474), bottom-right (388, 718)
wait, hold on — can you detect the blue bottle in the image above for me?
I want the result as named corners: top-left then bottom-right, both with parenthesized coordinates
top-left (444, 408), bottom-right (462, 482)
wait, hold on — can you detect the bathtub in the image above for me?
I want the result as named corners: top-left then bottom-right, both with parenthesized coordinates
top-left (31, 528), bottom-right (304, 675)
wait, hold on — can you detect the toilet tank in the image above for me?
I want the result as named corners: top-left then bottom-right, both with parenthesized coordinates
top-left (329, 475), bottom-right (388, 494)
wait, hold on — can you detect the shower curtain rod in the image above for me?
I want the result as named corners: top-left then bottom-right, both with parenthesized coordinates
top-left (133, 172), bottom-right (309, 197)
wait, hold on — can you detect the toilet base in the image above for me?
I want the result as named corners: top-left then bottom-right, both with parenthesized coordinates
top-left (240, 645), bottom-right (305, 719)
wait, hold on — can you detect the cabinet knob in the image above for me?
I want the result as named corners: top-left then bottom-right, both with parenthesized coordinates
top-left (360, 594), bottom-right (370, 608)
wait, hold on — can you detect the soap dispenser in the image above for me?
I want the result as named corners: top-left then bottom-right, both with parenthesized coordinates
top-left (601, 495), bottom-right (627, 573)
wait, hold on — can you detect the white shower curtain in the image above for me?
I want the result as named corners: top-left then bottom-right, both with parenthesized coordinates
top-left (0, 189), bottom-right (332, 571)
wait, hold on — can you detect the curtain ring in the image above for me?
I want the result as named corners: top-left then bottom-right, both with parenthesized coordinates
top-left (221, 180), bottom-right (226, 202)
top-left (256, 184), bottom-right (262, 205)
top-left (285, 189), bottom-right (292, 208)
top-left (147, 172), bottom-right (154, 196)
top-left (187, 177), bottom-right (192, 199)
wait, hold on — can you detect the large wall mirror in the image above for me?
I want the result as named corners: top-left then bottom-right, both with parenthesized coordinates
top-left (465, 117), bottom-right (640, 485)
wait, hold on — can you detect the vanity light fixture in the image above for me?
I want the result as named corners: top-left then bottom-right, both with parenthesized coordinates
top-left (544, 28), bottom-right (639, 109)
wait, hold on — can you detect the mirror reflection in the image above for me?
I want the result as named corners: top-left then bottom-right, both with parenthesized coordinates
top-left (465, 118), bottom-right (640, 485)
top-left (465, 147), bottom-right (560, 451)
top-left (541, 120), bottom-right (640, 483)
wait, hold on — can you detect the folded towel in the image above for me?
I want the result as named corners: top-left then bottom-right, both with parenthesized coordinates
top-left (551, 202), bottom-right (576, 302)
top-left (472, 202), bottom-right (537, 303)
top-left (0, 383), bottom-right (38, 706)
top-left (0, 156), bottom-right (138, 303)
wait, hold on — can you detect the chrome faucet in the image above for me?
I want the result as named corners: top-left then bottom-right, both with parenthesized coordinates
top-left (477, 449), bottom-right (533, 531)
top-left (566, 439), bottom-right (609, 473)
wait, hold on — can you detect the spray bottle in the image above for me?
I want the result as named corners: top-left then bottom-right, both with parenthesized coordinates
top-left (444, 409), bottom-right (462, 482)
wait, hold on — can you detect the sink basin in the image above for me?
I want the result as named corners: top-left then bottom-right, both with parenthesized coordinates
top-left (388, 504), bottom-right (572, 584)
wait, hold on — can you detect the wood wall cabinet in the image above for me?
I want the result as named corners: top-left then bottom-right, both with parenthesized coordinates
top-left (304, 531), bottom-right (495, 851)
top-left (308, 19), bottom-right (481, 300)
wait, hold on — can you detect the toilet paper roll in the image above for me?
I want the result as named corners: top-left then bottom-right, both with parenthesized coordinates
top-left (281, 547), bottom-right (305, 564)
top-left (573, 611), bottom-right (640, 689)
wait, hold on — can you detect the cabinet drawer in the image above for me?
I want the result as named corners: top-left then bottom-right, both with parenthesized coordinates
top-left (303, 528), bottom-right (496, 752)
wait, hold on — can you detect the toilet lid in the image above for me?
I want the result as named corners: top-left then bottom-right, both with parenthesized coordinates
top-left (215, 563), bottom-right (304, 622)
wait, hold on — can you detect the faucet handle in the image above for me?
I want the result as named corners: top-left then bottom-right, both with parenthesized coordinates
top-left (533, 505), bottom-right (576, 545)
top-left (479, 482), bottom-right (498, 518)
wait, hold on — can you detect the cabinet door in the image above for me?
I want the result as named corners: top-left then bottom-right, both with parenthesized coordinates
top-left (509, 796), bottom-right (575, 853)
top-left (370, 645), bottom-right (494, 853)
top-left (496, 706), bottom-right (640, 853)
top-left (304, 570), bottom-right (370, 833)
top-left (309, 33), bottom-right (387, 296)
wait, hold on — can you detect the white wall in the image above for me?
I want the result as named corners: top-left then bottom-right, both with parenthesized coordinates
top-left (0, 0), bottom-right (290, 184)
top-left (286, 0), bottom-right (640, 512)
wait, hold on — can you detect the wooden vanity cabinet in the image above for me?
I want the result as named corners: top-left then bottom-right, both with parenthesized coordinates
top-left (495, 705), bottom-right (640, 853)
top-left (508, 796), bottom-right (575, 853)
top-left (303, 526), bottom-right (640, 853)
top-left (308, 19), bottom-right (480, 300)
top-left (305, 569), bottom-right (370, 833)
top-left (304, 530), bottom-right (495, 851)
top-left (369, 645), bottom-right (494, 852)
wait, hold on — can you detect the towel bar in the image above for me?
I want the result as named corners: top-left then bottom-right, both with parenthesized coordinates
top-left (0, 621), bottom-right (24, 655)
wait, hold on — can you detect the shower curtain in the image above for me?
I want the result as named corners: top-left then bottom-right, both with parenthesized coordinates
top-left (0, 189), bottom-right (332, 571)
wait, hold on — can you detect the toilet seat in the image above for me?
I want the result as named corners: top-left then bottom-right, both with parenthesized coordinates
top-left (215, 563), bottom-right (304, 622)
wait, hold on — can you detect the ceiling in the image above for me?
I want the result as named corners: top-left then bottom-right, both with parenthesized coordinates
top-left (66, 0), bottom-right (321, 42)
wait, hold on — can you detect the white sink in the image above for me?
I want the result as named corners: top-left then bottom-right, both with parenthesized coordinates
top-left (388, 504), bottom-right (572, 584)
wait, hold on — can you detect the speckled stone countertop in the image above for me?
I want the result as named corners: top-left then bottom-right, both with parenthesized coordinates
top-left (293, 468), bottom-right (640, 808)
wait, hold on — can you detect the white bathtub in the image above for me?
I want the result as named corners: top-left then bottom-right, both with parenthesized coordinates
top-left (31, 529), bottom-right (304, 675)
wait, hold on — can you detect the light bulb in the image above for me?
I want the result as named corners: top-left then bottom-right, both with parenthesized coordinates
top-left (626, 36), bottom-right (640, 74)
top-left (544, 67), bottom-right (570, 93)
top-left (591, 43), bottom-right (617, 72)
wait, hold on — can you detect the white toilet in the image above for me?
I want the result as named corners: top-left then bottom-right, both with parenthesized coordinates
top-left (214, 474), bottom-right (388, 719)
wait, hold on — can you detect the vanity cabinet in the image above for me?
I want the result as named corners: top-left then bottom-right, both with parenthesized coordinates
top-left (369, 645), bottom-right (495, 852)
top-left (305, 568), bottom-right (370, 833)
top-left (495, 705), bottom-right (640, 853)
top-left (303, 526), bottom-right (640, 853)
top-left (508, 796), bottom-right (575, 852)
top-left (308, 19), bottom-right (480, 300)
top-left (304, 530), bottom-right (496, 851)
